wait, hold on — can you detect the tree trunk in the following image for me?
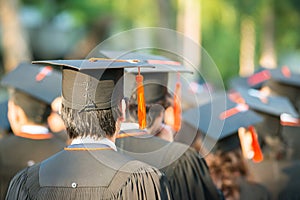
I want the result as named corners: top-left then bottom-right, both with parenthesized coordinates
top-left (259, 4), bottom-right (276, 69)
top-left (239, 16), bottom-right (255, 76)
top-left (156, 0), bottom-right (175, 28)
top-left (176, 0), bottom-right (201, 72)
top-left (0, 0), bottom-right (32, 72)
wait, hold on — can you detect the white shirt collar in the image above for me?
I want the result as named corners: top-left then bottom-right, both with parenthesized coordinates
top-left (21, 125), bottom-right (49, 134)
top-left (120, 122), bottom-right (140, 131)
top-left (71, 136), bottom-right (117, 151)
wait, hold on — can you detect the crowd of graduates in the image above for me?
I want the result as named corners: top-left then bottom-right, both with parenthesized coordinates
top-left (0, 49), bottom-right (299, 200)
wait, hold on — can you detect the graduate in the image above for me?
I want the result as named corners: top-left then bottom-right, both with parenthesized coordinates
top-left (183, 95), bottom-right (271, 200)
top-left (231, 86), bottom-right (300, 199)
top-left (5, 59), bottom-right (171, 200)
top-left (0, 63), bottom-right (66, 199)
top-left (101, 51), bottom-right (222, 200)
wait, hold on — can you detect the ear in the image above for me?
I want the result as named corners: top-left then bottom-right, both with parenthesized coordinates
top-left (119, 98), bottom-right (126, 122)
top-left (51, 96), bottom-right (62, 115)
top-left (164, 106), bottom-right (174, 127)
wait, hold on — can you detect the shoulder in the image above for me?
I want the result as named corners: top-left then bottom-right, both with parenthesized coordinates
top-left (111, 160), bottom-right (171, 199)
top-left (239, 179), bottom-right (271, 200)
top-left (6, 164), bottom-right (40, 200)
top-left (120, 159), bottom-right (163, 175)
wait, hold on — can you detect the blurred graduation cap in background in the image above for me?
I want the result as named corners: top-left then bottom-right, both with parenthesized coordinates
top-left (1, 62), bottom-right (62, 104)
top-left (229, 67), bottom-right (271, 90)
top-left (182, 95), bottom-right (263, 161)
top-left (32, 59), bottom-right (153, 112)
top-left (231, 87), bottom-right (299, 118)
top-left (264, 66), bottom-right (300, 113)
top-left (269, 66), bottom-right (300, 88)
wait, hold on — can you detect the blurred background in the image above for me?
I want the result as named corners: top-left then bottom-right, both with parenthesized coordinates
top-left (1, 0), bottom-right (300, 98)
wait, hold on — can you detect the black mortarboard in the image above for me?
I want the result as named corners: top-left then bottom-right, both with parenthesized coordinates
top-left (99, 50), bottom-right (192, 103)
top-left (229, 67), bottom-right (271, 90)
top-left (1, 62), bottom-right (62, 104)
top-left (0, 100), bottom-right (10, 131)
top-left (182, 95), bottom-right (263, 152)
top-left (264, 66), bottom-right (300, 113)
top-left (269, 66), bottom-right (300, 88)
top-left (32, 59), bottom-right (151, 110)
top-left (232, 87), bottom-right (299, 118)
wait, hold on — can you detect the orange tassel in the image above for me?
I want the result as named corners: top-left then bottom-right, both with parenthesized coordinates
top-left (136, 68), bottom-right (147, 129)
top-left (173, 74), bottom-right (182, 132)
top-left (249, 126), bottom-right (264, 162)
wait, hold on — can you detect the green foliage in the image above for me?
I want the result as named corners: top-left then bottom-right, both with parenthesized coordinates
top-left (17, 0), bottom-right (300, 86)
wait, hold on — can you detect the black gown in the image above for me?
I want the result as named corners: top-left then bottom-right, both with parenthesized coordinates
top-left (238, 177), bottom-right (271, 200)
top-left (248, 159), bottom-right (300, 200)
top-left (0, 132), bottom-right (65, 199)
top-left (5, 143), bottom-right (171, 200)
top-left (116, 130), bottom-right (221, 200)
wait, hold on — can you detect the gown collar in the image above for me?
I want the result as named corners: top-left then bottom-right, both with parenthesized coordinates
top-left (15, 125), bottom-right (53, 140)
top-left (70, 136), bottom-right (117, 151)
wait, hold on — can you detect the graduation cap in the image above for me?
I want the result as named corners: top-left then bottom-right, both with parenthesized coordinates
top-left (229, 67), bottom-right (271, 90)
top-left (100, 50), bottom-right (192, 130)
top-left (231, 87), bottom-right (299, 118)
top-left (182, 95), bottom-right (263, 153)
top-left (32, 58), bottom-right (152, 111)
top-left (264, 66), bottom-right (300, 112)
top-left (100, 50), bottom-right (192, 102)
top-left (269, 66), bottom-right (300, 88)
top-left (1, 62), bottom-right (62, 104)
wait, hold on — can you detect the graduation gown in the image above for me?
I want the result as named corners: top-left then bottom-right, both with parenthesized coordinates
top-left (5, 143), bottom-right (171, 200)
top-left (116, 130), bottom-right (221, 200)
top-left (238, 177), bottom-right (271, 200)
top-left (0, 132), bottom-right (65, 199)
top-left (248, 159), bottom-right (300, 200)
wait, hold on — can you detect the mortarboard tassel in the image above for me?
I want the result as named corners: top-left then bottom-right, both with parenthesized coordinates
top-left (173, 73), bottom-right (182, 132)
top-left (136, 67), bottom-right (147, 129)
top-left (281, 65), bottom-right (291, 78)
top-left (249, 126), bottom-right (264, 163)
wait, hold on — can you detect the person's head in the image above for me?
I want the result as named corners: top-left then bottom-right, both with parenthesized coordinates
top-left (1, 63), bottom-right (62, 134)
top-left (7, 89), bottom-right (51, 134)
top-left (127, 87), bottom-right (174, 141)
top-left (33, 59), bottom-right (136, 141)
top-left (128, 90), bottom-right (171, 126)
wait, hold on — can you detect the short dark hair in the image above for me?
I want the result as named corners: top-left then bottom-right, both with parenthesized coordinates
top-left (128, 91), bottom-right (172, 128)
top-left (9, 89), bottom-right (51, 125)
top-left (61, 104), bottom-right (121, 139)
